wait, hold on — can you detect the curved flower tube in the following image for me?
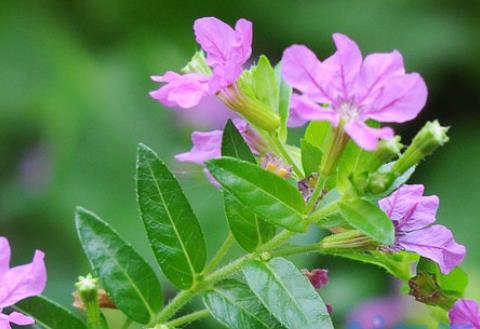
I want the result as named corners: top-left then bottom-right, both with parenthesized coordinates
top-left (281, 33), bottom-right (428, 150)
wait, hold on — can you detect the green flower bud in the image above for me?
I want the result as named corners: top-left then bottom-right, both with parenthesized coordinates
top-left (366, 136), bottom-right (403, 172)
top-left (392, 121), bottom-right (449, 175)
top-left (74, 274), bottom-right (108, 329)
top-left (181, 51), bottom-right (211, 75)
top-left (320, 230), bottom-right (378, 250)
top-left (366, 171), bottom-right (395, 195)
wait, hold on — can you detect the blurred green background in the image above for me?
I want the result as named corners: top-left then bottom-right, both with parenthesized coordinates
top-left (1, 0), bottom-right (479, 328)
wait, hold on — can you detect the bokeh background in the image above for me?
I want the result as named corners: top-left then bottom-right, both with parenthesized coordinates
top-left (1, 0), bottom-right (479, 328)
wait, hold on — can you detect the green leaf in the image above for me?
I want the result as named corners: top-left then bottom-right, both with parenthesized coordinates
top-left (13, 295), bottom-right (86, 329)
top-left (206, 157), bottom-right (306, 232)
top-left (224, 192), bottom-right (276, 252)
top-left (275, 63), bottom-right (292, 142)
top-left (221, 119), bottom-right (256, 164)
top-left (252, 55), bottom-right (279, 111)
top-left (136, 143), bottom-right (206, 289)
top-left (300, 139), bottom-right (323, 176)
top-left (417, 258), bottom-right (468, 295)
top-left (304, 121), bottom-right (332, 152)
top-left (75, 208), bottom-right (162, 324)
top-left (339, 198), bottom-right (395, 245)
top-left (221, 120), bottom-right (276, 251)
top-left (243, 258), bottom-right (333, 329)
top-left (203, 279), bottom-right (284, 329)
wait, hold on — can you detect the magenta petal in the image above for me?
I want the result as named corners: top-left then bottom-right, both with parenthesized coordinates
top-left (234, 19), bottom-right (253, 64)
top-left (356, 50), bottom-right (405, 104)
top-left (194, 17), bottom-right (236, 67)
top-left (449, 299), bottom-right (480, 329)
top-left (398, 225), bottom-right (466, 274)
top-left (378, 184), bottom-right (439, 231)
top-left (281, 45), bottom-right (334, 103)
top-left (149, 72), bottom-right (210, 109)
top-left (0, 237), bottom-right (11, 275)
top-left (7, 312), bottom-right (34, 326)
top-left (344, 120), bottom-right (394, 151)
top-left (289, 94), bottom-right (339, 127)
top-left (365, 73), bottom-right (427, 123)
top-left (0, 250), bottom-right (47, 308)
top-left (175, 130), bottom-right (223, 164)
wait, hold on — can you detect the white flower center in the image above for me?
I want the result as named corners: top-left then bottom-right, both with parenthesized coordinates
top-left (339, 102), bottom-right (360, 121)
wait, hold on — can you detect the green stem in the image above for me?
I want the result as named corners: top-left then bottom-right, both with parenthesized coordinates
top-left (308, 200), bottom-right (340, 224)
top-left (154, 289), bottom-right (195, 324)
top-left (164, 309), bottom-right (210, 328)
top-left (271, 243), bottom-right (322, 257)
top-left (257, 229), bottom-right (295, 252)
top-left (269, 134), bottom-right (303, 177)
top-left (202, 233), bottom-right (235, 275)
top-left (204, 254), bottom-right (253, 283)
top-left (304, 175), bottom-right (329, 213)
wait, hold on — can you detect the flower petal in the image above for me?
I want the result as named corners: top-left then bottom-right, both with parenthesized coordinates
top-left (234, 19), bottom-right (252, 65)
top-left (356, 50), bottom-right (405, 104)
top-left (0, 250), bottom-right (47, 307)
top-left (149, 72), bottom-right (210, 109)
top-left (398, 225), bottom-right (466, 274)
top-left (7, 312), bottom-right (34, 326)
top-left (288, 94), bottom-right (339, 127)
top-left (323, 33), bottom-right (363, 100)
top-left (344, 120), bottom-right (394, 151)
top-left (281, 45), bottom-right (334, 103)
top-left (378, 184), bottom-right (439, 231)
top-left (364, 73), bottom-right (427, 123)
top-left (175, 130), bottom-right (223, 164)
top-left (449, 299), bottom-right (480, 329)
top-left (0, 237), bottom-right (11, 275)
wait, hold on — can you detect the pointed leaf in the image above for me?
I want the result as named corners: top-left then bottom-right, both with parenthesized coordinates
top-left (13, 295), bottom-right (86, 329)
top-left (300, 139), bottom-right (323, 176)
top-left (221, 119), bottom-right (256, 164)
top-left (304, 121), bottom-right (332, 152)
top-left (252, 55), bottom-right (279, 111)
top-left (206, 157), bottom-right (306, 232)
top-left (224, 192), bottom-right (276, 252)
top-left (136, 143), bottom-right (206, 289)
top-left (417, 258), bottom-right (468, 295)
top-left (275, 63), bottom-right (292, 142)
top-left (339, 198), bottom-right (395, 245)
top-left (243, 258), bottom-right (333, 329)
top-left (203, 279), bottom-right (284, 329)
top-left (221, 120), bottom-right (276, 251)
top-left (75, 208), bottom-right (162, 324)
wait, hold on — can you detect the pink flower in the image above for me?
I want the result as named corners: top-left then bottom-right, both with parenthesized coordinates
top-left (281, 33), bottom-right (427, 150)
top-left (378, 184), bottom-right (465, 274)
top-left (449, 299), bottom-right (480, 329)
top-left (150, 17), bottom-right (252, 109)
top-left (0, 237), bottom-right (47, 328)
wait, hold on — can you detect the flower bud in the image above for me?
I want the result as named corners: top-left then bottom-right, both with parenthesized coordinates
top-left (302, 268), bottom-right (329, 289)
top-left (392, 121), bottom-right (449, 175)
top-left (366, 172), bottom-right (395, 195)
top-left (74, 274), bottom-right (109, 329)
top-left (408, 272), bottom-right (456, 310)
top-left (320, 230), bottom-right (378, 250)
top-left (181, 51), bottom-right (211, 75)
top-left (366, 136), bottom-right (403, 172)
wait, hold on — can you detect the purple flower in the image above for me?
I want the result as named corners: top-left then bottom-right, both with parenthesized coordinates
top-left (261, 153), bottom-right (292, 179)
top-left (0, 237), bottom-right (47, 328)
top-left (378, 184), bottom-right (465, 274)
top-left (281, 33), bottom-right (427, 150)
top-left (449, 299), bottom-right (480, 329)
top-left (150, 17), bottom-right (252, 109)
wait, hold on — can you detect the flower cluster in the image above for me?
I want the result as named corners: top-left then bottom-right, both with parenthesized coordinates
top-left (148, 17), bottom-right (474, 328)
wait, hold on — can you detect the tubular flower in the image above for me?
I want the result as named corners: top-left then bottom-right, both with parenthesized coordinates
top-left (449, 299), bottom-right (480, 329)
top-left (281, 33), bottom-right (427, 150)
top-left (378, 184), bottom-right (465, 274)
top-left (0, 237), bottom-right (47, 329)
top-left (150, 17), bottom-right (252, 109)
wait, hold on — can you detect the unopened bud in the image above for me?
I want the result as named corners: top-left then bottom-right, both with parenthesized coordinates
top-left (320, 230), bottom-right (377, 250)
top-left (181, 51), bottom-right (211, 75)
top-left (392, 121), bottom-right (449, 175)
top-left (367, 136), bottom-right (403, 172)
top-left (260, 251), bottom-right (272, 262)
top-left (302, 268), bottom-right (329, 289)
top-left (75, 274), bottom-right (99, 304)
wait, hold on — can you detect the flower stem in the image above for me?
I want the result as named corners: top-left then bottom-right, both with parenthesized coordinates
top-left (271, 243), bottom-right (323, 257)
top-left (202, 233), bottom-right (235, 275)
top-left (154, 289), bottom-right (195, 324)
top-left (304, 174), bottom-right (329, 213)
top-left (269, 134), bottom-right (303, 177)
top-left (164, 309), bottom-right (210, 328)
